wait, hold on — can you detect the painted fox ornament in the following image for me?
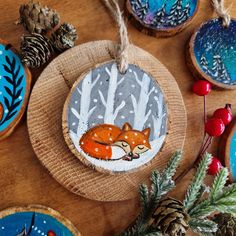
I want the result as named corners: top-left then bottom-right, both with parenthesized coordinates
top-left (80, 123), bottom-right (151, 161)
top-left (63, 62), bottom-right (168, 174)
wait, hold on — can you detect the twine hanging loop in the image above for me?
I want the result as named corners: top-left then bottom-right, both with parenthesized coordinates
top-left (103, 0), bottom-right (129, 73)
top-left (212, 0), bottom-right (231, 27)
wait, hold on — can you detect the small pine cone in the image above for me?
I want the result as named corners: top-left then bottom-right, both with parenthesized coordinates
top-left (19, 1), bottom-right (60, 34)
top-left (20, 33), bottom-right (54, 68)
top-left (50, 23), bottom-right (78, 52)
top-left (213, 213), bottom-right (236, 236)
top-left (150, 197), bottom-right (189, 236)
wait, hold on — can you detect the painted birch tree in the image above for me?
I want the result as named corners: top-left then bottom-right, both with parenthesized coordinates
top-left (71, 70), bottom-right (100, 138)
top-left (131, 71), bottom-right (155, 130)
top-left (98, 63), bottom-right (125, 124)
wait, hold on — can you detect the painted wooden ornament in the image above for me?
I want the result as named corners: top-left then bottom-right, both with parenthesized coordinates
top-left (219, 119), bottom-right (236, 182)
top-left (188, 18), bottom-right (236, 89)
top-left (0, 39), bottom-right (31, 140)
top-left (0, 205), bottom-right (81, 236)
top-left (125, 0), bottom-right (199, 37)
top-left (63, 62), bottom-right (168, 173)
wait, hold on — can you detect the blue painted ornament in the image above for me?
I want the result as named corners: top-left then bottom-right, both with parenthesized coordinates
top-left (0, 39), bottom-right (31, 140)
top-left (126, 0), bottom-right (199, 37)
top-left (188, 1), bottom-right (236, 89)
top-left (0, 206), bottom-right (80, 236)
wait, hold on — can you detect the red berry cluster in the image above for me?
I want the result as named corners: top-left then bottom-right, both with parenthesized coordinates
top-left (192, 80), bottom-right (233, 175)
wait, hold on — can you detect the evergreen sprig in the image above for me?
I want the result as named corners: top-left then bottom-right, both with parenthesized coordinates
top-left (183, 153), bottom-right (212, 210)
top-left (189, 218), bottom-right (218, 235)
top-left (121, 151), bottom-right (236, 236)
top-left (120, 151), bottom-right (182, 236)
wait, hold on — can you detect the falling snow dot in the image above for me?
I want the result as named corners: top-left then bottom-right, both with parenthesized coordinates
top-left (72, 122), bottom-right (76, 126)
top-left (0, 51), bottom-right (2, 55)
top-left (149, 104), bottom-right (153, 107)
top-left (5, 109), bottom-right (8, 113)
top-left (0, 92), bottom-right (2, 95)
top-left (0, 76), bottom-right (2, 79)
top-left (155, 90), bottom-right (158, 93)
top-left (118, 92), bottom-right (122, 96)
top-left (100, 81), bottom-right (103, 85)
top-left (93, 99), bottom-right (98, 103)
top-left (19, 96), bottom-right (22, 100)
top-left (131, 84), bottom-right (135, 88)
top-left (148, 124), bottom-right (151, 127)
top-left (34, 227), bottom-right (38, 230)
top-left (75, 101), bottom-right (78, 104)
top-left (129, 110), bottom-right (134, 114)
top-left (38, 230), bottom-right (41, 233)
top-left (121, 116), bottom-right (125, 119)
top-left (1, 227), bottom-right (4, 230)
top-left (129, 69), bottom-right (132, 72)
top-left (98, 115), bottom-right (103, 119)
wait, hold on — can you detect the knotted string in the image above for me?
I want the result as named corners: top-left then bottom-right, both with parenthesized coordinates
top-left (103, 0), bottom-right (129, 73)
top-left (212, 0), bottom-right (231, 27)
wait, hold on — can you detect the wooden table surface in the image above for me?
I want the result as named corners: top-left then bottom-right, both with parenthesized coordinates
top-left (0, 0), bottom-right (235, 235)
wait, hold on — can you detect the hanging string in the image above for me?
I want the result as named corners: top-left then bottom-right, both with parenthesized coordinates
top-left (103, 0), bottom-right (129, 73)
top-left (212, 0), bottom-right (231, 27)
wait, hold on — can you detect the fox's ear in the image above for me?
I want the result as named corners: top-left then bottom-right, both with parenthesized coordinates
top-left (142, 128), bottom-right (151, 138)
top-left (122, 122), bottom-right (132, 131)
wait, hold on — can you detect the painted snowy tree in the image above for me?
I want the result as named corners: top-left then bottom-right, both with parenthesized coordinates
top-left (211, 54), bottom-right (230, 83)
top-left (130, 0), bottom-right (149, 20)
top-left (200, 54), bottom-right (209, 73)
top-left (64, 62), bottom-right (167, 173)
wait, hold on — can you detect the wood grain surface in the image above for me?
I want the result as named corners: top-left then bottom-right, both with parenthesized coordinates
top-left (0, 0), bottom-right (235, 235)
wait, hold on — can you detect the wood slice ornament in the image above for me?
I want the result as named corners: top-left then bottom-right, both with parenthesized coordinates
top-left (0, 205), bottom-right (81, 236)
top-left (0, 39), bottom-right (31, 140)
top-left (125, 0), bottom-right (199, 37)
top-left (219, 119), bottom-right (236, 183)
top-left (63, 62), bottom-right (168, 174)
top-left (27, 0), bottom-right (186, 201)
top-left (188, 0), bottom-right (236, 89)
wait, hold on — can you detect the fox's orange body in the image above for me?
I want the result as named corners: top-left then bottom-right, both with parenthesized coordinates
top-left (80, 123), bottom-right (151, 160)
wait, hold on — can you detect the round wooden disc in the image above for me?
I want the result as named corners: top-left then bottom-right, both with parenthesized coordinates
top-left (219, 118), bottom-right (236, 182)
top-left (62, 61), bottom-right (168, 174)
top-left (0, 39), bottom-right (31, 140)
top-left (188, 18), bottom-right (236, 89)
top-left (0, 205), bottom-right (81, 235)
top-left (125, 0), bottom-right (199, 37)
top-left (27, 40), bottom-right (187, 201)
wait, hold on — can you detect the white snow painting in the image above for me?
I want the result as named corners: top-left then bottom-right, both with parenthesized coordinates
top-left (66, 62), bottom-right (167, 173)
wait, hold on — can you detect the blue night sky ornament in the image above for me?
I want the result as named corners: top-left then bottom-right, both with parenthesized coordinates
top-left (0, 40), bottom-right (31, 140)
top-left (0, 206), bottom-right (81, 236)
top-left (188, 18), bottom-right (236, 89)
top-left (126, 0), bottom-right (199, 37)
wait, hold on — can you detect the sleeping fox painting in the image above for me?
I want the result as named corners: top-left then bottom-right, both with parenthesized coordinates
top-left (79, 123), bottom-right (151, 161)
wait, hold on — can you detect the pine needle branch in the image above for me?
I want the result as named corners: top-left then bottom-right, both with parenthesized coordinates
top-left (184, 153), bottom-right (212, 210)
top-left (189, 182), bottom-right (236, 218)
top-left (120, 152), bottom-right (182, 236)
top-left (150, 151), bottom-right (182, 209)
top-left (189, 218), bottom-right (218, 235)
top-left (209, 168), bottom-right (228, 201)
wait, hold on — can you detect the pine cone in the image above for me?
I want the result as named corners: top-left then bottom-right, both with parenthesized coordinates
top-left (18, 1), bottom-right (60, 34)
top-left (20, 33), bottom-right (54, 68)
top-left (213, 213), bottom-right (236, 236)
top-left (150, 197), bottom-right (189, 236)
top-left (50, 23), bottom-right (78, 52)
